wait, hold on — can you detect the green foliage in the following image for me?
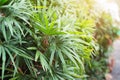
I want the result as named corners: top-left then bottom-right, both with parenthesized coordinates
top-left (25, 0), bottom-right (95, 79)
top-left (0, 0), bottom-right (9, 6)
top-left (0, 0), bottom-right (34, 80)
top-left (0, 0), bottom-right (96, 80)
top-left (1, 0), bottom-right (119, 80)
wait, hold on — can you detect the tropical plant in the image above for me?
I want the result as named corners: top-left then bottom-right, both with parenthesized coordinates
top-left (0, 0), bottom-right (33, 79)
top-left (1, 0), bottom-right (117, 80)
top-left (0, 0), bottom-right (95, 79)
top-left (21, 0), bottom-right (96, 79)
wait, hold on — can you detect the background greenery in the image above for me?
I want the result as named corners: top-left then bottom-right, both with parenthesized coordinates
top-left (85, 12), bottom-right (119, 80)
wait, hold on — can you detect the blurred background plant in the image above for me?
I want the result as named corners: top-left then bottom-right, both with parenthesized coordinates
top-left (85, 11), bottom-right (120, 80)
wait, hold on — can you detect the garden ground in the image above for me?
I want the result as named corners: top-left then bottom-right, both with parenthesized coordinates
top-left (110, 39), bottom-right (120, 80)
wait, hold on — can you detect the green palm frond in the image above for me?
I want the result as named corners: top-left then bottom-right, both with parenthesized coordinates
top-left (0, 39), bottom-right (33, 80)
top-left (0, 0), bottom-right (31, 41)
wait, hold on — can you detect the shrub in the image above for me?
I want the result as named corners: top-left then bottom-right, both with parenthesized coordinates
top-left (0, 0), bottom-right (96, 80)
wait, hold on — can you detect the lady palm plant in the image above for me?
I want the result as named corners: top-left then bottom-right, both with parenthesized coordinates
top-left (25, 0), bottom-right (96, 79)
top-left (0, 0), bottom-right (34, 79)
top-left (0, 0), bottom-right (96, 80)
